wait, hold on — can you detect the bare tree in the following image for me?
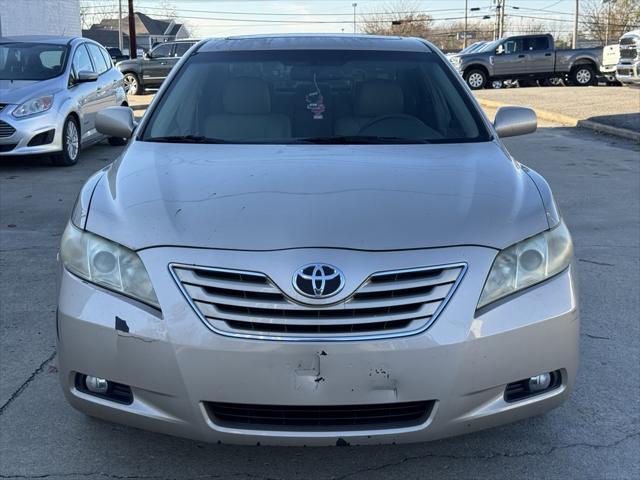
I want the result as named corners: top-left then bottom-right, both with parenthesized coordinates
top-left (360, 1), bottom-right (432, 37)
top-left (157, 0), bottom-right (177, 20)
top-left (79, 0), bottom-right (115, 30)
top-left (582, 0), bottom-right (640, 44)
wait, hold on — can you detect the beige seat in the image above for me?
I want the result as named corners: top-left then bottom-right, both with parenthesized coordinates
top-left (334, 81), bottom-right (405, 136)
top-left (204, 77), bottom-right (291, 141)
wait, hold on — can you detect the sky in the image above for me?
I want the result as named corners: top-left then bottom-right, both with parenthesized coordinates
top-left (85, 0), bottom-right (581, 37)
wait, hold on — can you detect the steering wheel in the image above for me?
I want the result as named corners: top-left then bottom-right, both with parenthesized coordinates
top-left (357, 114), bottom-right (435, 138)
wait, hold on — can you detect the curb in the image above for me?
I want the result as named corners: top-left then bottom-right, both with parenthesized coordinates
top-left (130, 104), bottom-right (148, 111)
top-left (476, 98), bottom-right (639, 143)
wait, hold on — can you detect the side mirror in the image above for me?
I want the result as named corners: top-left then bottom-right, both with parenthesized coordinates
top-left (76, 70), bottom-right (98, 83)
top-left (493, 106), bottom-right (537, 138)
top-left (96, 106), bottom-right (135, 139)
top-left (143, 51), bottom-right (151, 60)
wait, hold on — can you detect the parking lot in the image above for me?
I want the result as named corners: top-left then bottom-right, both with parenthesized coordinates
top-left (1, 93), bottom-right (639, 479)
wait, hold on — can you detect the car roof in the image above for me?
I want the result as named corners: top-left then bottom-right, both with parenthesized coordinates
top-left (198, 34), bottom-right (433, 53)
top-left (0, 35), bottom-right (77, 45)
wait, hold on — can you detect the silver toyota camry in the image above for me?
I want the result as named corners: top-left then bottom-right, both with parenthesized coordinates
top-left (57, 35), bottom-right (579, 446)
top-left (0, 36), bottom-right (127, 165)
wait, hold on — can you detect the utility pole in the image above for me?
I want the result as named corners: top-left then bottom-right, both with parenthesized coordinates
top-left (499, 0), bottom-right (506, 39)
top-left (352, 3), bottom-right (357, 34)
top-left (604, 0), bottom-right (616, 45)
top-left (128, 0), bottom-right (137, 59)
top-left (118, 0), bottom-right (123, 51)
top-left (573, 0), bottom-right (579, 49)
top-left (463, 0), bottom-right (468, 49)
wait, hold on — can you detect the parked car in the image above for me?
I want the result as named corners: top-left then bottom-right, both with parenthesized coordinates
top-left (116, 39), bottom-right (198, 95)
top-left (616, 30), bottom-right (640, 86)
top-left (0, 36), bottom-right (128, 165)
top-left (58, 35), bottom-right (578, 446)
top-left (449, 34), bottom-right (603, 89)
top-left (107, 47), bottom-right (127, 64)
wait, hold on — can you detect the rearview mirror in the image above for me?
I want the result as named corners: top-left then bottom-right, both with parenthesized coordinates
top-left (493, 106), bottom-right (537, 138)
top-left (76, 70), bottom-right (98, 83)
top-left (96, 106), bottom-right (136, 139)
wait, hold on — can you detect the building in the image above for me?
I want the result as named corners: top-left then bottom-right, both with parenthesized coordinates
top-left (0, 0), bottom-right (81, 37)
top-left (83, 12), bottom-right (189, 52)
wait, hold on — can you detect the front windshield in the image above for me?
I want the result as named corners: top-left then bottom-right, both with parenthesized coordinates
top-left (0, 43), bottom-right (68, 81)
top-left (478, 40), bottom-right (501, 53)
top-left (461, 42), bottom-right (484, 54)
top-left (141, 49), bottom-right (491, 145)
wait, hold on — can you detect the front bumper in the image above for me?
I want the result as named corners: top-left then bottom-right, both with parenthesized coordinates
top-left (57, 246), bottom-right (579, 446)
top-left (0, 106), bottom-right (63, 156)
top-left (616, 61), bottom-right (640, 85)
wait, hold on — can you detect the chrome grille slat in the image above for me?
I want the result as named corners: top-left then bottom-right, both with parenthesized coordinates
top-left (174, 267), bottom-right (279, 293)
top-left (358, 268), bottom-right (461, 293)
top-left (171, 263), bottom-right (465, 340)
top-left (186, 282), bottom-right (450, 312)
top-left (194, 299), bottom-right (438, 325)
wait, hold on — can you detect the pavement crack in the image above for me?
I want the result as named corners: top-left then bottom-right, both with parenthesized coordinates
top-left (0, 350), bottom-right (56, 417)
top-left (330, 431), bottom-right (640, 480)
top-left (578, 258), bottom-right (615, 267)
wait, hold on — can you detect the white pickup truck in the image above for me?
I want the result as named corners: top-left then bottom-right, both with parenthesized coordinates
top-left (616, 30), bottom-right (640, 86)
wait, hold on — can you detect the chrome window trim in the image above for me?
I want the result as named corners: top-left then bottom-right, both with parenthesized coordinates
top-left (168, 261), bottom-right (468, 342)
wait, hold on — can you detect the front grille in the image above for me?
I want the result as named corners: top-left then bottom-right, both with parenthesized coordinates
top-left (0, 120), bottom-right (16, 138)
top-left (205, 400), bottom-right (435, 431)
top-left (620, 47), bottom-right (638, 61)
top-left (171, 263), bottom-right (465, 340)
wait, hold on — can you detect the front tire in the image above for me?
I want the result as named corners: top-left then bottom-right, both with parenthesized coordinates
top-left (51, 116), bottom-right (80, 167)
top-left (570, 65), bottom-right (596, 86)
top-left (123, 72), bottom-right (142, 95)
top-left (464, 69), bottom-right (487, 90)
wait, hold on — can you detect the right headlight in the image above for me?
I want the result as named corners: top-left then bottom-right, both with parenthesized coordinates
top-left (477, 220), bottom-right (573, 309)
top-left (12, 95), bottom-right (54, 118)
top-left (60, 222), bottom-right (159, 309)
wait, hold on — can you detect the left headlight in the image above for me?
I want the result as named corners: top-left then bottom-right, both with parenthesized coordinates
top-left (60, 223), bottom-right (160, 309)
top-left (477, 220), bottom-right (573, 310)
top-left (12, 95), bottom-right (54, 118)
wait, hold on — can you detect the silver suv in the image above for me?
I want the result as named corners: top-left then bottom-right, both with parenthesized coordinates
top-left (57, 35), bottom-right (578, 446)
top-left (0, 36), bottom-right (127, 165)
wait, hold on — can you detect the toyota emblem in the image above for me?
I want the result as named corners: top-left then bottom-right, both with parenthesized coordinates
top-left (293, 264), bottom-right (345, 299)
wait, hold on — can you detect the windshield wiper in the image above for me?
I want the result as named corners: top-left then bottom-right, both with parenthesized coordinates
top-left (293, 135), bottom-right (431, 145)
top-left (144, 135), bottom-right (230, 144)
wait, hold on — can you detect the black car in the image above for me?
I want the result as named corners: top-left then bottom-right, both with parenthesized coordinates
top-left (116, 39), bottom-right (197, 95)
top-left (107, 47), bottom-right (128, 64)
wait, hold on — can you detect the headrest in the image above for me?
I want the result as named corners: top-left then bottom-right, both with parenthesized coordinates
top-left (223, 77), bottom-right (271, 115)
top-left (354, 81), bottom-right (404, 117)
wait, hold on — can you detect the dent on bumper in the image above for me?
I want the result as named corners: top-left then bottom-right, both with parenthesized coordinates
top-left (57, 257), bottom-right (579, 446)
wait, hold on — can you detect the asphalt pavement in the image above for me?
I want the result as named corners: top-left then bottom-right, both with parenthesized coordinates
top-left (1, 125), bottom-right (639, 479)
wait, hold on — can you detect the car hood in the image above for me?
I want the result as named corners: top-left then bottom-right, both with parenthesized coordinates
top-left (86, 141), bottom-right (549, 251)
top-left (0, 78), bottom-right (61, 105)
top-left (116, 59), bottom-right (140, 69)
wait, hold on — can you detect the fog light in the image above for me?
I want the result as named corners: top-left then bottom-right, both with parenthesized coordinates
top-left (528, 373), bottom-right (552, 392)
top-left (85, 375), bottom-right (109, 394)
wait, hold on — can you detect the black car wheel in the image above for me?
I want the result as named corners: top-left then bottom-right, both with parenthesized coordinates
top-left (465, 69), bottom-right (487, 90)
top-left (123, 72), bottom-right (142, 95)
top-left (570, 65), bottom-right (595, 86)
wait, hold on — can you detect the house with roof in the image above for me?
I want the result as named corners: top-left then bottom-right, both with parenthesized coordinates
top-left (82, 11), bottom-right (189, 52)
